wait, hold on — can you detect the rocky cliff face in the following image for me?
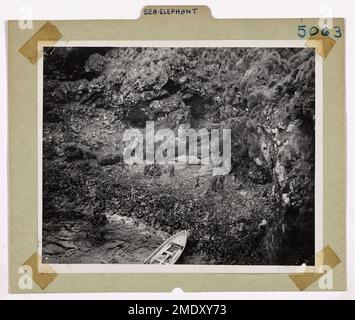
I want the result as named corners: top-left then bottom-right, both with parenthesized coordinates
top-left (43, 47), bottom-right (315, 265)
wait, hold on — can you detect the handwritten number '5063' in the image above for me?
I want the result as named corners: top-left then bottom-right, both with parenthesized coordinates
top-left (297, 26), bottom-right (342, 38)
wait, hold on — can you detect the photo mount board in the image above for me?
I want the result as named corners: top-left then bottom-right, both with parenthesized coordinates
top-left (7, 6), bottom-right (346, 292)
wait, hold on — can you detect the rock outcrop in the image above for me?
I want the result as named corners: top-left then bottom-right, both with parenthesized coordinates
top-left (43, 47), bottom-right (315, 265)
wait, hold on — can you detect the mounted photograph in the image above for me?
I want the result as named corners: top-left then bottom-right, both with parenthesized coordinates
top-left (39, 41), bottom-right (320, 271)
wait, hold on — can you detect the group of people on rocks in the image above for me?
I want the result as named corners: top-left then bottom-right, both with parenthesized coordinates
top-left (210, 174), bottom-right (226, 191)
top-left (193, 173), bottom-right (226, 191)
top-left (143, 163), bottom-right (175, 178)
top-left (142, 163), bottom-right (228, 195)
top-left (141, 161), bottom-right (230, 193)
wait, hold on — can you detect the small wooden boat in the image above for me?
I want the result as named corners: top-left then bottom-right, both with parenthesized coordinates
top-left (144, 230), bottom-right (187, 265)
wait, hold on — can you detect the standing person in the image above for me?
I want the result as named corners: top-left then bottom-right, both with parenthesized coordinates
top-left (169, 164), bottom-right (175, 177)
top-left (218, 175), bottom-right (225, 190)
top-left (194, 173), bottom-right (200, 188)
top-left (211, 175), bottom-right (218, 192)
top-left (144, 164), bottom-right (152, 176)
top-left (120, 153), bottom-right (126, 170)
top-left (215, 96), bottom-right (223, 120)
top-left (149, 164), bottom-right (155, 176)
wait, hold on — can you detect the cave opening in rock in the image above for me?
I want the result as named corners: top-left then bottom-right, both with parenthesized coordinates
top-left (184, 95), bottom-right (211, 128)
top-left (126, 105), bottom-right (148, 128)
top-left (161, 78), bottom-right (181, 95)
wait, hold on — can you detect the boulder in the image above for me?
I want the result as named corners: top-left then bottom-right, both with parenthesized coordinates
top-left (43, 243), bottom-right (65, 255)
top-left (43, 143), bottom-right (57, 160)
top-left (247, 167), bottom-right (271, 184)
top-left (63, 143), bottom-right (83, 161)
top-left (97, 153), bottom-right (122, 166)
top-left (84, 53), bottom-right (107, 75)
top-left (83, 149), bottom-right (97, 160)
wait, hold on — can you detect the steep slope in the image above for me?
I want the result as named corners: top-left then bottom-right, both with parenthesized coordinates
top-left (42, 47), bottom-right (315, 265)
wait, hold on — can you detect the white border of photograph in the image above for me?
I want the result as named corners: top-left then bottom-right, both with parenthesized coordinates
top-left (37, 40), bottom-right (323, 273)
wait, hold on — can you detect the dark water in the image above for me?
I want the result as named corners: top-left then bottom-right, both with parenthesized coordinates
top-left (43, 214), bottom-right (170, 264)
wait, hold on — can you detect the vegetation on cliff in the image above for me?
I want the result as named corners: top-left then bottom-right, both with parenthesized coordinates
top-left (42, 47), bottom-right (315, 265)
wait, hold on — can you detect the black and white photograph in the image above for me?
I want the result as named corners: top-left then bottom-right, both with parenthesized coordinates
top-left (40, 43), bottom-right (317, 269)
